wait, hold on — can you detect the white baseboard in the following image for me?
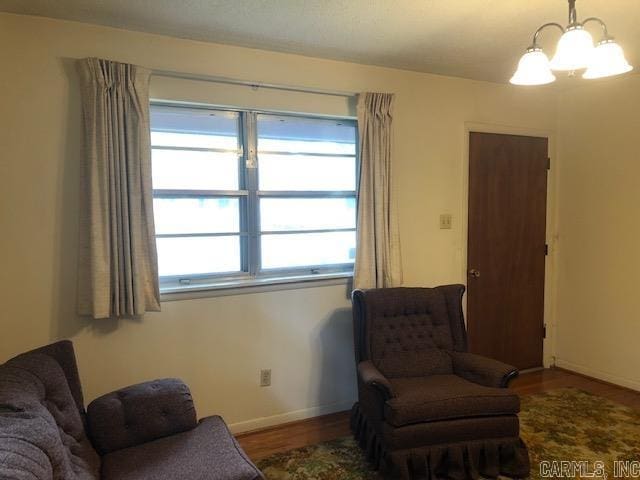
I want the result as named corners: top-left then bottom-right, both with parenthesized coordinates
top-left (555, 358), bottom-right (640, 392)
top-left (228, 399), bottom-right (354, 434)
top-left (228, 362), bottom-right (640, 435)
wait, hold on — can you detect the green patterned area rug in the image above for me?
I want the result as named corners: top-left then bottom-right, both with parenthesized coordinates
top-left (257, 388), bottom-right (640, 479)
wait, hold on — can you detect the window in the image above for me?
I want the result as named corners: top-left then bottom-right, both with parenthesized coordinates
top-left (150, 104), bottom-right (358, 291)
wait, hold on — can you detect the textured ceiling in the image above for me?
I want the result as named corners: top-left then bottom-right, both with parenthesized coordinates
top-left (1, 0), bottom-right (638, 83)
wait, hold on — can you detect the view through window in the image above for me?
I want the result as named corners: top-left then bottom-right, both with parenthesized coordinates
top-left (150, 104), bottom-right (358, 290)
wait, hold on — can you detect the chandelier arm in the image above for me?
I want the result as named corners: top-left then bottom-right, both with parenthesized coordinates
top-left (531, 22), bottom-right (565, 48)
top-left (582, 17), bottom-right (610, 39)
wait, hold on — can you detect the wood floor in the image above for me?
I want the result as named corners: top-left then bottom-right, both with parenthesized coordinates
top-left (236, 367), bottom-right (640, 461)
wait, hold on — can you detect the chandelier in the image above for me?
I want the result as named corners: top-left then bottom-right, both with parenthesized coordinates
top-left (510, 0), bottom-right (632, 85)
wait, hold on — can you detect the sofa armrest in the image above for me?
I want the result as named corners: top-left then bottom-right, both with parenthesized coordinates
top-left (357, 360), bottom-right (395, 400)
top-left (87, 378), bottom-right (197, 454)
top-left (449, 351), bottom-right (519, 388)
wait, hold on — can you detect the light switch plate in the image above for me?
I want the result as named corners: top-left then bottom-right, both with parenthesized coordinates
top-left (260, 369), bottom-right (271, 387)
top-left (439, 214), bottom-right (452, 229)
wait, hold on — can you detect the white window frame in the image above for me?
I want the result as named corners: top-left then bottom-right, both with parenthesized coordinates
top-left (151, 102), bottom-right (358, 295)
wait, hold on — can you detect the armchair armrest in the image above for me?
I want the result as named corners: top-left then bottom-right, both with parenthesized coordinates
top-left (357, 360), bottom-right (395, 400)
top-left (87, 378), bottom-right (197, 454)
top-left (449, 351), bottom-right (519, 388)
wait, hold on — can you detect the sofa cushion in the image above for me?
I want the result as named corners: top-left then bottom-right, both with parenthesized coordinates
top-left (14, 340), bottom-right (87, 417)
top-left (385, 374), bottom-right (520, 427)
top-left (101, 416), bottom-right (262, 480)
top-left (0, 353), bottom-right (100, 479)
top-left (0, 409), bottom-right (56, 480)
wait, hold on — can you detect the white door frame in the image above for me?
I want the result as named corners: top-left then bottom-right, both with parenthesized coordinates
top-left (460, 122), bottom-right (558, 368)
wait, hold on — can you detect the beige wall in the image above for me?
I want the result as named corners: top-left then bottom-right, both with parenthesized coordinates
top-left (555, 74), bottom-right (640, 391)
top-left (0, 13), bottom-right (558, 431)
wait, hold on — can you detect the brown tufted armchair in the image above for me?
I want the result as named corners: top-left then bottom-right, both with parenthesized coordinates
top-left (351, 285), bottom-right (530, 479)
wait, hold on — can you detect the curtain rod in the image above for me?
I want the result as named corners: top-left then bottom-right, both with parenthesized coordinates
top-left (151, 69), bottom-right (358, 99)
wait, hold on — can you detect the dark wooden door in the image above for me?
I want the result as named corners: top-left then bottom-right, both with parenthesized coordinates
top-left (467, 132), bottom-right (548, 370)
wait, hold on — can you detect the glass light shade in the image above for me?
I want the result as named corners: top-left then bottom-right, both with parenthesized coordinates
top-left (510, 49), bottom-right (556, 85)
top-left (583, 40), bottom-right (633, 79)
top-left (550, 26), bottom-right (594, 71)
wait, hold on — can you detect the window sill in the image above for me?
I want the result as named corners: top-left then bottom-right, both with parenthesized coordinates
top-left (159, 272), bottom-right (353, 302)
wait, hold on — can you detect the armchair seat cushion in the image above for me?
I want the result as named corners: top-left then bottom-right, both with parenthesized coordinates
top-left (101, 416), bottom-right (261, 480)
top-left (385, 374), bottom-right (520, 427)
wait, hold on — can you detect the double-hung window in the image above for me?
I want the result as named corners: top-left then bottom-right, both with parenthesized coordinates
top-left (150, 104), bottom-right (358, 292)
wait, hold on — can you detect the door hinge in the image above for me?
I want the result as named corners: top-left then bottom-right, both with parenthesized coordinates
top-left (544, 244), bottom-right (549, 256)
top-left (547, 157), bottom-right (551, 170)
top-left (543, 324), bottom-right (547, 339)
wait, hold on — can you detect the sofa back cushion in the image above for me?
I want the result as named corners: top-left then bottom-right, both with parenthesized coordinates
top-left (17, 340), bottom-right (87, 418)
top-left (0, 353), bottom-right (100, 479)
top-left (358, 287), bottom-right (462, 378)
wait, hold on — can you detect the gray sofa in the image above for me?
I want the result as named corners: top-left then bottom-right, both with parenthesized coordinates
top-left (0, 340), bottom-right (263, 480)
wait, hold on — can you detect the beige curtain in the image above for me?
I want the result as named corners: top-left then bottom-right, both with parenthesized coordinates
top-left (76, 57), bottom-right (160, 319)
top-left (353, 93), bottom-right (402, 289)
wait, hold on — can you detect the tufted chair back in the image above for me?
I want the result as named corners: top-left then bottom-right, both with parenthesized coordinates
top-left (352, 285), bottom-right (467, 378)
top-left (0, 342), bottom-right (100, 479)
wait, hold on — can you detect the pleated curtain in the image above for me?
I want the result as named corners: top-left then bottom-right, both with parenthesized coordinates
top-left (76, 57), bottom-right (161, 319)
top-left (353, 92), bottom-right (403, 289)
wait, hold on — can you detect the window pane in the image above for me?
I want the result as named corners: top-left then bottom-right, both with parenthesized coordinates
top-left (261, 231), bottom-right (356, 269)
top-left (258, 114), bottom-right (356, 155)
top-left (151, 107), bottom-right (239, 150)
top-left (154, 198), bottom-right (239, 234)
top-left (157, 236), bottom-right (240, 276)
top-left (152, 149), bottom-right (239, 190)
top-left (260, 198), bottom-right (355, 232)
top-left (258, 154), bottom-right (355, 191)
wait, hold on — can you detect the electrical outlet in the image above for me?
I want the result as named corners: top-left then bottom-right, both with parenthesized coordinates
top-left (260, 369), bottom-right (271, 387)
top-left (439, 214), bottom-right (452, 229)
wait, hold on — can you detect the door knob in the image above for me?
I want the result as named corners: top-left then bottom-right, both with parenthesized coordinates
top-left (468, 269), bottom-right (480, 278)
